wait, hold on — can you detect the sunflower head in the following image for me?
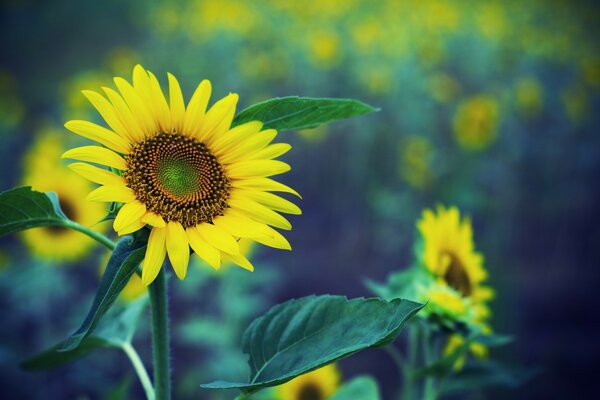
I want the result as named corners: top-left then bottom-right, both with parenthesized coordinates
top-left (21, 129), bottom-right (107, 262)
top-left (275, 364), bottom-right (341, 400)
top-left (64, 65), bottom-right (300, 286)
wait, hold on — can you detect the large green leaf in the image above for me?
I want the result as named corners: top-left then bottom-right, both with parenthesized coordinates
top-left (330, 376), bottom-right (381, 400)
top-left (201, 295), bottom-right (423, 393)
top-left (0, 186), bottom-right (68, 236)
top-left (232, 97), bottom-right (378, 131)
top-left (59, 235), bottom-right (147, 351)
top-left (22, 297), bottom-right (148, 370)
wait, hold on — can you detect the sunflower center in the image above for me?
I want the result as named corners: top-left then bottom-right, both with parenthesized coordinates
top-left (443, 252), bottom-right (472, 297)
top-left (298, 383), bottom-right (323, 400)
top-left (124, 132), bottom-right (230, 228)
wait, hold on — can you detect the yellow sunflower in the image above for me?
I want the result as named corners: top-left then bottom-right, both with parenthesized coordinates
top-left (63, 65), bottom-right (300, 286)
top-left (416, 205), bottom-right (492, 306)
top-left (275, 364), bottom-right (341, 400)
top-left (22, 130), bottom-right (108, 261)
top-left (452, 95), bottom-right (499, 151)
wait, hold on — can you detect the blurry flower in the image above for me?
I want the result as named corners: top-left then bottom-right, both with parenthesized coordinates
top-left (21, 129), bottom-right (107, 261)
top-left (61, 70), bottom-right (110, 121)
top-left (416, 279), bottom-right (470, 324)
top-left (398, 135), bottom-right (434, 190)
top-left (582, 56), bottom-right (600, 88)
top-left (423, 0), bottom-right (459, 32)
top-left (515, 77), bottom-right (544, 118)
top-left (417, 206), bottom-right (493, 314)
top-left (105, 47), bottom-right (140, 75)
top-left (298, 125), bottom-right (328, 143)
top-left (0, 68), bottom-right (25, 130)
top-left (443, 333), bottom-right (489, 371)
top-left (64, 65), bottom-right (300, 286)
top-left (275, 363), bottom-right (341, 400)
top-left (428, 73), bottom-right (461, 104)
top-left (358, 64), bottom-right (394, 95)
top-left (561, 84), bottom-right (589, 124)
top-left (307, 29), bottom-right (342, 69)
top-left (452, 95), bottom-right (500, 151)
top-left (100, 251), bottom-right (146, 301)
top-left (475, 2), bottom-right (506, 40)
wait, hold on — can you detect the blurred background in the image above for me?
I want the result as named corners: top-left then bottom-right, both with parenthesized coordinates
top-left (1, 0), bottom-right (599, 398)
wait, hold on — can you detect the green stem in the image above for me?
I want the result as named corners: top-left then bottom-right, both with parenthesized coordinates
top-left (122, 342), bottom-right (155, 400)
top-left (63, 220), bottom-right (115, 250)
top-left (422, 325), bottom-right (436, 400)
top-left (149, 268), bottom-right (171, 400)
top-left (402, 324), bottom-right (419, 400)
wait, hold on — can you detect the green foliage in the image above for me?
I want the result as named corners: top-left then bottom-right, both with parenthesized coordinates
top-left (441, 361), bottom-right (541, 394)
top-left (0, 187), bottom-right (68, 236)
top-left (201, 295), bottom-right (423, 394)
top-left (22, 297), bottom-right (148, 370)
top-left (60, 235), bottom-right (147, 351)
top-left (331, 376), bottom-right (381, 400)
top-left (232, 97), bottom-right (379, 131)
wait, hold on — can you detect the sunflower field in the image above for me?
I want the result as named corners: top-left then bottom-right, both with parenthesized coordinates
top-left (0, 1), bottom-right (599, 399)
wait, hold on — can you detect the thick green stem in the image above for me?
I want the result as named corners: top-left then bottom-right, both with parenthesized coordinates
top-left (122, 342), bottom-right (155, 400)
top-left (63, 220), bottom-right (115, 250)
top-left (149, 268), bottom-right (171, 400)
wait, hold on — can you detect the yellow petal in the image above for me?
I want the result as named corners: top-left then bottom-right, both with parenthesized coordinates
top-left (141, 211), bottom-right (166, 228)
top-left (227, 196), bottom-right (292, 230)
top-left (62, 146), bottom-right (127, 170)
top-left (253, 228), bottom-right (292, 250)
top-left (183, 79), bottom-right (211, 137)
top-left (142, 227), bottom-right (167, 286)
top-left (132, 65), bottom-right (152, 102)
top-left (118, 218), bottom-right (146, 235)
top-left (102, 86), bottom-right (145, 143)
top-left (168, 73), bottom-right (185, 132)
top-left (186, 227), bottom-right (221, 269)
top-left (87, 185), bottom-right (136, 203)
top-left (237, 190), bottom-right (301, 215)
top-left (64, 120), bottom-right (131, 154)
top-left (199, 93), bottom-right (238, 142)
top-left (217, 129), bottom-right (277, 164)
top-left (210, 120), bottom-right (263, 155)
top-left (246, 143), bottom-right (292, 160)
top-left (196, 222), bottom-right (239, 254)
top-left (147, 71), bottom-right (173, 133)
top-left (212, 212), bottom-right (270, 238)
top-left (165, 221), bottom-right (190, 280)
top-left (222, 252), bottom-right (254, 272)
top-left (113, 200), bottom-right (146, 233)
top-left (226, 160), bottom-right (290, 179)
top-left (68, 163), bottom-right (125, 186)
top-left (231, 178), bottom-right (301, 198)
top-left (81, 90), bottom-right (131, 142)
top-left (114, 77), bottom-right (158, 136)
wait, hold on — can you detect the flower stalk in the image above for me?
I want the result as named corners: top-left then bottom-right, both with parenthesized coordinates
top-left (149, 266), bottom-right (171, 400)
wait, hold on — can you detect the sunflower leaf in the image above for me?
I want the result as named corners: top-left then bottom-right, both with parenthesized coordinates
top-left (59, 235), bottom-right (147, 352)
top-left (0, 186), bottom-right (69, 236)
top-left (200, 295), bottom-right (423, 393)
top-left (21, 297), bottom-right (148, 370)
top-left (232, 97), bottom-right (379, 132)
top-left (330, 375), bottom-right (381, 400)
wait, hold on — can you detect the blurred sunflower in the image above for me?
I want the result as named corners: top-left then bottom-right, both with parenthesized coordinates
top-left (452, 95), bottom-right (499, 151)
top-left (21, 130), bottom-right (107, 261)
top-left (416, 206), bottom-right (494, 321)
top-left (64, 65), bottom-right (300, 286)
top-left (275, 364), bottom-right (341, 400)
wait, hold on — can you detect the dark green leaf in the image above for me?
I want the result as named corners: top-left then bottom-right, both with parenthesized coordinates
top-left (201, 295), bottom-right (423, 393)
top-left (59, 235), bottom-right (147, 351)
top-left (330, 376), bottom-right (381, 400)
top-left (0, 187), bottom-right (68, 236)
top-left (22, 297), bottom-right (148, 370)
top-left (232, 97), bottom-right (378, 131)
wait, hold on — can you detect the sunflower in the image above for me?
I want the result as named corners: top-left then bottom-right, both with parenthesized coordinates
top-left (452, 95), bottom-right (499, 151)
top-left (63, 65), bottom-right (300, 286)
top-left (22, 130), bottom-right (108, 261)
top-left (416, 205), bottom-right (492, 307)
top-left (275, 364), bottom-right (341, 400)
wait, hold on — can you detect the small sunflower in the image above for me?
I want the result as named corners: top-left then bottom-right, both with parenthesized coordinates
top-left (63, 65), bottom-right (300, 286)
top-left (452, 95), bottom-right (499, 151)
top-left (22, 130), bottom-right (108, 261)
top-left (416, 205), bottom-right (492, 306)
top-left (275, 364), bottom-right (341, 400)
